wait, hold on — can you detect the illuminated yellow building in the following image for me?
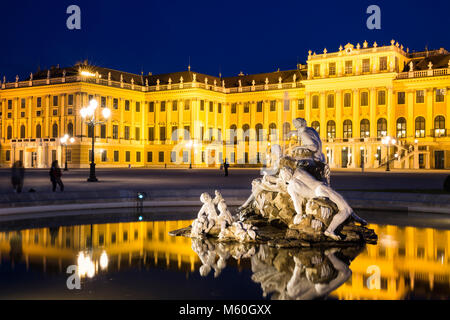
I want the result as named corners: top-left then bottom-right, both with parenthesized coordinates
top-left (1, 39), bottom-right (449, 169)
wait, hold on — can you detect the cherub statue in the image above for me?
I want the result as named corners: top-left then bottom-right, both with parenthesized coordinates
top-left (190, 193), bottom-right (218, 237)
top-left (217, 200), bottom-right (235, 230)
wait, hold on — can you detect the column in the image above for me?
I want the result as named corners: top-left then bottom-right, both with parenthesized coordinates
top-left (319, 92), bottom-right (326, 140)
top-left (352, 89), bottom-right (360, 138)
top-left (336, 90), bottom-right (343, 139)
top-left (426, 88), bottom-right (434, 135)
top-left (407, 90), bottom-right (415, 139)
top-left (387, 87), bottom-right (395, 138)
top-left (369, 89), bottom-right (377, 138)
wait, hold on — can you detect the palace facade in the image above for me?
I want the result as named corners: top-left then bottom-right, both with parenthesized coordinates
top-left (1, 39), bottom-right (450, 169)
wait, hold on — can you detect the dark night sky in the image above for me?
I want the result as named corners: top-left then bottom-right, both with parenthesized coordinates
top-left (1, 0), bottom-right (449, 81)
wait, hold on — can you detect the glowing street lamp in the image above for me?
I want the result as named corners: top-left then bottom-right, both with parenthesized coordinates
top-left (381, 136), bottom-right (396, 172)
top-left (80, 99), bottom-right (111, 182)
top-left (60, 134), bottom-right (75, 171)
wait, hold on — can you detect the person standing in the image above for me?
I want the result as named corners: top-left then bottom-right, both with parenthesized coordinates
top-left (49, 160), bottom-right (64, 192)
top-left (223, 158), bottom-right (229, 177)
top-left (11, 161), bottom-right (25, 193)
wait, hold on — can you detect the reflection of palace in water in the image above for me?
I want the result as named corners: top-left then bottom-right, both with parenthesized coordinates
top-left (0, 220), bottom-right (448, 299)
top-left (332, 224), bottom-right (450, 300)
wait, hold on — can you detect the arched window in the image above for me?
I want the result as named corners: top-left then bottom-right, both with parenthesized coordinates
top-left (327, 120), bottom-right (336, 139)
top-left (242, 124), bottom-right (250, 142)
top-left (255, 123), bottom-right (263, 141)
top-left (343, 120), bottom-right (352, 139)
top-left (229, 124), bottom-right (237, 144)
top-left (269, 123), bottom-right (277, 140)
top-left (36, 124), bottom-right (41, 138)
top-left (283, 122), bottom-right (291, 140)
top-left (311, 121), bottom-right (320, 134)
top-left (396, 117), bottom-right (406, 138)
top-left (312, 95), bottom-right (319, 109)
top-left (377, 118), bottom-right (387, 138)
top-left (20, 125), bottom-right (26, 139)
top-left (415, 116), bottom-right (425, 138)
top-left (7, 126), bottom-right (12, 140)
top-left (327, 94), bottom-right (335, 108)
top-left (68, 122), bottom-right (74, 137)
top-left (360, 119), bottom-right (370, 138)
top-left (52, 123), bottom-right (58, 138)
top-left (434, 116), bottom-right (445, 137)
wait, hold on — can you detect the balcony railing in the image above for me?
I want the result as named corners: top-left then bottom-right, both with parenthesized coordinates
top-left (397, 67), bottom-right (449, 79)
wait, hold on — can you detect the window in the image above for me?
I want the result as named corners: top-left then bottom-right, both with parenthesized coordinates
top-left (257, 101), bottom-right (263, 112)
top-left (158, 151), bottom-right (164, 162)
top-left (53, 96), bottom-right (58, 106)
top-left (327, 94), bottom-right (334, 108)
top-left (379, 56), bottom-right (388, 71)
top-left (434, 116), bottom-right (445, 137)
top-left (344, 92), bottom-right (352, 107)
top-left (6, 150), bottom-right (10, 161)
top-left (136, 101), bottom-right (141, 112)
top-left (378, 90), bottom-right (386, 105)
top-left (314, 64), bottom-right (320, 77)
top-left (147, 152), bottom-right (153, 162)
top-left (8, 100), bottom-right (12, 109)
top-left (377, 118), bottom-right (387, 138)
top-left (361, 92), bottom-right (369, 106)
top-left (345, 61), bottom-right (353, 74)
top-left (136, 151), bottom-right (141, 162)
top-left (135, 127), bottom-right (140, 140)
top-left (270, 100), bottom-right (276, 112)
top-left (362, 59), bottom-right (370, 73)
top-left (311, 121), bottom-right (320, 134)
top-left (244, 102), bottom-right (249, 113)
top-left (209, 101), bottom-right (214, 112)
top-left (159, 127), bottom-right (166, 141)
top-left (36, 124), bottom-right (42, 138)
top-left (67, 108), bottom-right (73, 115)
top-left (36, 111), bottom-right (41, 117)
top-left (183, 151), bottom-right (189, 163)
top-left (37, 97), bottom-right (42, 108)
top-left (360, 119), bottom-right (370, 138)
top-left (148, 101), bottom-right (154, 112)
top-left (113, 125), bottom-right (119, 139)
top-left (170, 151), bottom-right (176, 163)
top-left (312, 95), bottom-right (319, 109)
top-left (284, 99), bottom-right (290, 111)
top-left (184, 100), bottom-right (190, 110)
top-left (113, 98), bottom-right (118, 109)
top-left (231, 103), bottom-right (236, 113)
top-left (172, 100), bottom-right (178, 111)
top-left (255, 124), bottom-right (263, 141)
top-left (200, 100), bottom-right (205, 111)
top-left (87, 125), bottom-right (94, 138)
top-left (327, 121), bottom-right (336, 139)
top-left (7, 126), bottom-right (12, 139)
top-left (148, 127), bottom-right (154, 141)
top-left (171, 126), bottom-right (178, 141)
top-left (242, 124), bottom-right (250, 142)
top-left (415, 117), bottom-right (425, 138)
top-left (397, 92), bottom-right (406, 104)
top-left (68, 94), bottom-right (74, 106)
top-left (396, 118), bottom-right (406, 138)
top-left (95, 124), bottom-right (104, 139)
top-left (20, 125), bottom-right (26, 138)
top-left (68, 123), bottom-right (73, 137)
top-left (101, 96), bottom-right (106, 108)
top-left (21, 98), bottom-right (26, 108)
top-left (125, 151), bottom-right (130, 162)
top-left (269, 123), bottom-right (277, 140)
top-left (328, 62), bottom-right (336, 76)
top-left (114, 151), bottom-right (119, 162)
top-left (416, 90), bottom-right (425, 103)
top-left (52, 109), bottom-right (58, 116)
top-left (125, 100), bottom-right (130, 111)
top-left (184, 126), bottom-right (190, 140)
top-left (21, 112), bottom-right (25, 117)
top-left (218, 103), bottom-right (222, 113)
top-left (436, 89), bottom-right (445, 102)
top-left (298, 99), bottom-right (304, 110)
top-left (343, 120), bottom-right (352, 139)
top-left (124, 126), bottom-right (130, 140)
top-left (160, 101), bottom-right (166, 112)
top-left (101, 150), bottom-right (107, 162)
top-left (7, 113), bottom-right (11, 118)
top-left (52, 123), bottom-right (58, 138)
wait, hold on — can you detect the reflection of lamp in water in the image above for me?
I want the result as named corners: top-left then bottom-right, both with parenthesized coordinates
top-left (99, 251), bottom-right (108, 270)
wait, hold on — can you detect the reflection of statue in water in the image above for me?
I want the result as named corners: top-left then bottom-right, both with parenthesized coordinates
top-left (191, 239), bottom-right (363, 300)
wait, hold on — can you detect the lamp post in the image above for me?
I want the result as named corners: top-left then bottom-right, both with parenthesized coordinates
top-left (60, 134), bottom-right (75, 171)
top-left (381, 136), bottom-right (396, 172)
top-left (80, 99), bottom-right (111, 182)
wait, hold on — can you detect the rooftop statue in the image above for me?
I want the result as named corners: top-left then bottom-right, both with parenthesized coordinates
top-left (170, 118), bottom-right (376, 246)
